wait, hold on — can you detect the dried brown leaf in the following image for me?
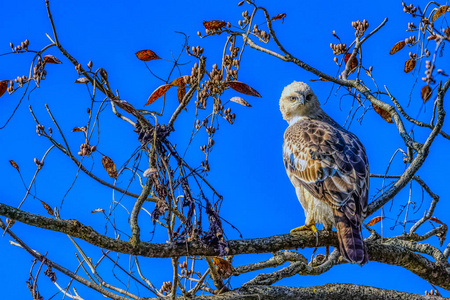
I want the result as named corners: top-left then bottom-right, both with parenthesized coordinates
top-left (44, 55), bottom-right (62, 64)
top-left (404, 58), bottom-right (416, 73)
top-left (91, 208), bottom-right (105, 213)
top-left (373, 104), bottom-right (393, 123)
top-left (0, 80), bottom-right (8, 97)
top-left (212, 257), bottom-right (234, 279)
top-left (178, 85), bottom-right (186, 105)
top-left (430, 216), bottom-right (445, 225)
top-left (227, 81), bottom-right (261, 97)
top-left (102, 155), bottom-right (117, 179)
top-left (74, 77), bottom-right (90, 84)
top-left (135, 50), bottom-right (160, 61)
top-left (6, 218), bottom-right (15, 227)
top-left (421, 85), bottom-right (432, 103)
top-left (40, 200), bottom-right (54, 216)
top-left (72, 126), bottom-right (87, 132)
top-left (432, 5), bottom-right (449, 22)
top-left (389, 40), bottom-right (406, 55)
top-left (9, 160), bottom-right (19, 171)
top-left (170, 76), bottom-right (188, 86)
top-left (145, 84), bottom-right (172, 106)
top-left (229, 96), bottom-right (251, 107)
top-left (170, 76), bottom-right (187, 106)
top-left (367, 216), bottom-right (385, 226)
top-left (203, 20), bottom-right (227, 30)
top-left (115, 100), bottom-right (137, 114)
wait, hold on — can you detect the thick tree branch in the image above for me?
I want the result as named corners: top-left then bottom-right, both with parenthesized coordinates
top-left (146, 284), bottom-right (449, 299)
top-left (2, 202), bottom-right (450, 290)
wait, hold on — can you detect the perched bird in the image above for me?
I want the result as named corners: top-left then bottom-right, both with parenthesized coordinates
top-left (280, 81), bottom-right (369, 265)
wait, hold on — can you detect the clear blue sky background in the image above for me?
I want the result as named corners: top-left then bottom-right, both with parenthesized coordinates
top-left (1, 0), bottom-right (449, 298)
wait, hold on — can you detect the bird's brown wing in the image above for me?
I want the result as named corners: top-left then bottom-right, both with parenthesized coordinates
top-left (283, 118), bottom-right (369, 265)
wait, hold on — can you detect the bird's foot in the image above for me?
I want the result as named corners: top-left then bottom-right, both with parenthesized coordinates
top-left (290, 224), bottom-right (318, 234)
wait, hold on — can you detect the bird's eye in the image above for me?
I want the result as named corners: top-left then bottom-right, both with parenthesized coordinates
top-left (289, 96), bottom-right (296, 102)
top-left (306, 94), bottom-right (312, 101)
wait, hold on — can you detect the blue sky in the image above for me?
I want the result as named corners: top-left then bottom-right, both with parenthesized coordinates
top-left (1, 0), bottom-right (449, 298)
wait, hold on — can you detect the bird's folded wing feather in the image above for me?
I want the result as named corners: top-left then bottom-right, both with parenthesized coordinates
top-left (283, 119), bottom-right (369, 219)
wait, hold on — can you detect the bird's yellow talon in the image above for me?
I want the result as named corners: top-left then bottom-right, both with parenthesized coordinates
top-left (290, 224), bottom-right (318, 234)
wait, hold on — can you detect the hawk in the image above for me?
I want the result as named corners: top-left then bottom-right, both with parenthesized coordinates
top-left (280, 81), bottom-right (369, 265)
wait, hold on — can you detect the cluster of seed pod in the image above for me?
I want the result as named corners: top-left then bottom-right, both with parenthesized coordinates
top-left (195, 118), bottom-right (209, 130)
top-left (252, 24), bottom-right (270, 43)
top-left (423, 60), bottom-right (436, 85)
top-left (179, 261), bottom-right (194, 277)
top-left (36, 124), bottom-right (45, 136)
top-left (159, 281), bottom-right (172, 294)
top-left (13, 75), bottom-right (30, 89)
top-left (206, 125), bottom-right (216, 135)
top-left (238, 10), bottom-right (250, 27)
top-left (405, 35), bottom-right (416, 46)
top-left (78, 143), bottom-right (97, 157)
top-left (34, 158), bottom-right (44, 170)
top-left (195, 89), bottom-right (209, 108)
top-left (352, 20), bottom-right (369, 37)
top-left (402, 2), bottom-right (417, 15)
top-left (224, 107), bottom-right (236, 124)
top-left (330, 43), bottom-right (347, 55)
top-left (224, 44), bottom-right (241, 82)
top-left (208, 64), bottom-right (224, 91)
top-left (189, 45), bottom-right (204, 57)
top-left (32, 57), bottom-right (47, 86)
top-left (424, 48), bottom-right (431, 57)
top-left (186, 62), bottom-right (201, 86)
top-left (195, 64), bottom-right (225, 108)
top-left (408, 22), bottom-right (417, 30)
top-left (200, 159), bottom-right (210, 171)
top-left (10, 39), bottom-right (29, 53)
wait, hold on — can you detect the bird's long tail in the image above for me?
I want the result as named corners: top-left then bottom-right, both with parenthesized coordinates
top-left (333, 207), bottom-right (368, 266)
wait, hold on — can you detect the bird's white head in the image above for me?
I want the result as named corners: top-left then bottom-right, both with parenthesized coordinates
top-left (279, 81), bottom-right (321, 125)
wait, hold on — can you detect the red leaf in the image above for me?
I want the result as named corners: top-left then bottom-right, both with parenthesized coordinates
top-left (271, 13), bottom-right (286, 23)
top-left (40, 200), bottom-right (55, 216)
top-left (344, 53), bottom-right (358, 72)
top-left (0, 80), bottom-right (7, 97)
top-left (44, 55), bottom-right (62, 64)
top-left (203, 20), bottom-right (226, 30)
top-left (430, 217), bottom-right (445, 225)
top-left (367, 216), bottom-right (385, 226)
top-left (135, 50), bottom-right (160, 61)
top-left (227, 81), bottom-right (261, 97)
top-left (310, 78), bottom-right (329, 82)
top-left (145, 84), bottom-right (172, 106)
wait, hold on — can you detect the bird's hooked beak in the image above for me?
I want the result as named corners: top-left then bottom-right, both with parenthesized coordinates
top-left (298, 94), bottom-right (305, 105)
